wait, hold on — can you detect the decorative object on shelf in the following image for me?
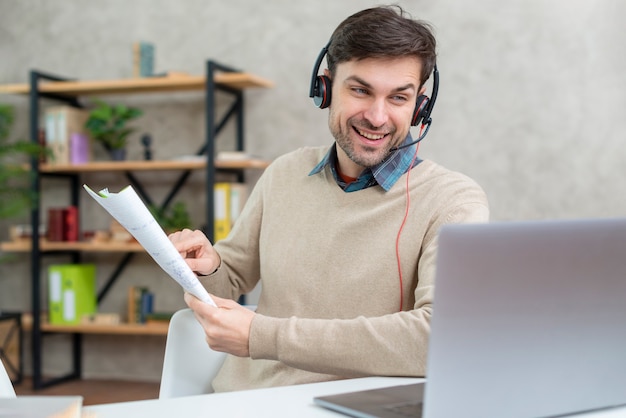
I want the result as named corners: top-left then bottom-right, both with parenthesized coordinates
top-left (8, 224), bottom-right (46, 243)
top-left (84, 100), bottom-right (143, 161)
top-left (109, 220), bottom-right (133, 242)
top-left (43, 106), bottom-right (90, 166)
top-left (0, 103), bottom-right (45, 222)
top-left (132, 41), bottom-right (155, 78)
top-left (141, 133), bottom-right (152, 160)
top-left (81, 312), bottom-right (121, 325)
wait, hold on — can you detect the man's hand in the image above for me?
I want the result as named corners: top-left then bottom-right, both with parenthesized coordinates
top-left (169, 228), bottom-right (221, 276)
top-left (184, 292), bottom-right (255, 358)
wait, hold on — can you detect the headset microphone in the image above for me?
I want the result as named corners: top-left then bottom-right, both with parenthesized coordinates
top-left (389, 122), bottom-right (432, 151)
top-left (390, 65), bottom-right (439, 151)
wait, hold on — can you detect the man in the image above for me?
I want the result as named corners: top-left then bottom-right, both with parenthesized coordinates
top-left (169, 5), bottom-right (489, 392)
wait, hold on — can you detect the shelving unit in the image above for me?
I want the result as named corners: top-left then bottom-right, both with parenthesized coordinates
top-left (0, 61), bottom-right (272, 389)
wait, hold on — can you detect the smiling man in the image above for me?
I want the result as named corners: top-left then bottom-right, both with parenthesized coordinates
top-left (169, 5), bottom-right (489, 392)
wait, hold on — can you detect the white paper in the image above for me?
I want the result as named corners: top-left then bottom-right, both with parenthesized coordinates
top-left (83, 184), bottom-right (216, 307)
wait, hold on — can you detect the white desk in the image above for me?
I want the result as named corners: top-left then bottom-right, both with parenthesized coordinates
top-left (84, 377), bottom-right (626, 418)
top-left (85, 377), bottom-right (420, 417)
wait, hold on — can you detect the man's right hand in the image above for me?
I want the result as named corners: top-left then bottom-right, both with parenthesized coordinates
top-left (169, 228), bottom-right (221, 276)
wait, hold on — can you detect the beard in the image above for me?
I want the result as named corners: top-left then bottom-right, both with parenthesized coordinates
top-left (329, 113), bottom-right (404, 168)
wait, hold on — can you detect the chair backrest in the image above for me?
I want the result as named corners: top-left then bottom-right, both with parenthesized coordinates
top-left (159, 308), bottom-right (227, 399)
top-left (0, 358), bottom-right (16, 398)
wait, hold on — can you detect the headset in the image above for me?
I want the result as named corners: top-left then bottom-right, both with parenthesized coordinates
top-left (309, 40), bottom-right (439, 149)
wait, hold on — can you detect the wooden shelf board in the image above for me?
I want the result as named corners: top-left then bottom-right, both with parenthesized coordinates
top-left (0, 72), bottom-right (273, 96)
top-left (21, 314), bottom-right (169, 336)
top-left (41, 322), bottom-right (169, 336)
top-left (0, 240), bottom-right (144, 253)
top-left (38, 158), bottom-right (270, 173)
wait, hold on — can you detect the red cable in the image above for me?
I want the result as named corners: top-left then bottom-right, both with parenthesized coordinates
top-left (395, 131), bottom-right (423, 311)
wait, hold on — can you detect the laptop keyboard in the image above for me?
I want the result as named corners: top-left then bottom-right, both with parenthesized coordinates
top-left (383, 401), bottom-right (424, 417)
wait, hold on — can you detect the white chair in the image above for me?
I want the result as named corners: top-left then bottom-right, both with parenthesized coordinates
top-left (0, 358), bottom-right (16, 398)
top-left (159, 309), bottom-right (227, 399)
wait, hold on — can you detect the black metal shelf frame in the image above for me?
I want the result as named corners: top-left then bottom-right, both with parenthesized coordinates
top-left (27, 60), bottom-right (247, 389)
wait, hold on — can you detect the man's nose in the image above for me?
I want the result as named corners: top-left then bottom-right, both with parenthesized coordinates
top-left (362, 99), bottom-right (389, 128)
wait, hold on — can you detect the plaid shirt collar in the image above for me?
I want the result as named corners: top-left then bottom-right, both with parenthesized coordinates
top-left (309, 133), bottom-right (422, 192)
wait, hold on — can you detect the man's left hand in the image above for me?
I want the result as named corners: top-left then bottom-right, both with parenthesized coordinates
top-left (184, 292), bottom-right (255, 357)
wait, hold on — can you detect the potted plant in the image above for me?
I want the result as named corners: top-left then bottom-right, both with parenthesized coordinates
top-left (1, 103), bottom-right (47, 384)
top-left (84, 100), bottom-right (143, 160)
top-left (149, 201), bottom-right (192, 233)
top-left (0, 103), bottom-right (44, 223)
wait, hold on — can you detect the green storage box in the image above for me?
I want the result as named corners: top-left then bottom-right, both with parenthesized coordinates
top-left (48, 264), bottom-right (97, 325)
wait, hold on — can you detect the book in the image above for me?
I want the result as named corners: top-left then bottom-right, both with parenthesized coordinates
top-left (69, 132), bottom-right (90, 164)
top-left (46, 208), bottom-right (65, 242)
top-left (127, 286), bottom-right (153, 324)
top-left (213, 182), bottom-right (248, 240)
top-left (229, 182), bottom-right (249, 227)
top-left (63, 206), bottom-right (79, 242)
top-left (84, 184), bottom-right (216, 307)
top-left (48, 264), bottom-right (96, 325)
top-left (213, 182), bottom-right (231, 241)
top-left (127, 286), bottom-right (138, 323)
top-left (140, 289), bottom-right (154, 323)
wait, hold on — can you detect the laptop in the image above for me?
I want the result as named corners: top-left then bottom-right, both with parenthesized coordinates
top-left (314, 218), bottom-right (626, 418)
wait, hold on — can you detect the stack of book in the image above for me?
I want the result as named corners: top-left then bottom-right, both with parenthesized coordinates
top-left (127, 286), bottom-right (154, 324)
top-left (47, 206), bottom-right (79, 242)
top-left (214, 182), bottom-right (248, 241)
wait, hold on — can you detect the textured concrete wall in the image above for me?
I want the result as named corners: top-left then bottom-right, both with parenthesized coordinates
top-left (1, 0), bottom-right (625, 381)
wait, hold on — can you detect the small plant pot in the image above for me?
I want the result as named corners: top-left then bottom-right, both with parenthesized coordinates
top-left (109, 149), bottom-right (127, 161)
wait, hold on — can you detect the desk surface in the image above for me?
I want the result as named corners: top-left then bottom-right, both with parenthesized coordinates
top-left (84, 377), bottom-right (626, 418)
top-left (85, 377), bottom-right (420, 417)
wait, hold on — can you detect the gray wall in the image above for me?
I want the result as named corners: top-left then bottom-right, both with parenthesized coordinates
top-left (1, 0), bottom-right (625, 381)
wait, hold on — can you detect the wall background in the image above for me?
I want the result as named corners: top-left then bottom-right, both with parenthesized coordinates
top-left (1, 0), bottom-right (625, 381)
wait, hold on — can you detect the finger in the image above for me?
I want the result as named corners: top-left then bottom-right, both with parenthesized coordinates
top-left (185, 291), bottom-right (219, 310)
top-left (170, 229), bottom-right (210, 254)
top-left (210, 294), bottom-right (239, 309)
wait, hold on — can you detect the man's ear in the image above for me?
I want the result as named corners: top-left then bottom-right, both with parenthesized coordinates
top-left (323, 68), bottom-right (331, 79)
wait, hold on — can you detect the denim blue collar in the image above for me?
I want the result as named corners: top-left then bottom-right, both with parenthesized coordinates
top-left (309, 133), bottom-right (422, 192)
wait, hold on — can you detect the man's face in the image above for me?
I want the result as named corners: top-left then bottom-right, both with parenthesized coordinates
top-left (327, 56), bottom-right (423, 177)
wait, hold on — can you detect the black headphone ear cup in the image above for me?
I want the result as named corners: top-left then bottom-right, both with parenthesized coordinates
top-left (313, 75), bottom-right (332, 109)
top-left (412, 95), bottom-right (430, 126)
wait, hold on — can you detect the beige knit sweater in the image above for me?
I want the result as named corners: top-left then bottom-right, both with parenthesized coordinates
top-left (200, 146), bottom-right (489, 392)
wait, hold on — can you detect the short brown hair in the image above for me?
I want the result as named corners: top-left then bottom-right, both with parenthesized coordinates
top-left (327, 5), bottom-right (437, 87)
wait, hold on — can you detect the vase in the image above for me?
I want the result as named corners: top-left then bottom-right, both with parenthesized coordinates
top-left (109, 149), bottom-right (127, 161)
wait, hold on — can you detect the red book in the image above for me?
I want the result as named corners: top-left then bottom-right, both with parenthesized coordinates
top-left (63, 206), bottom-right (79, 242)
top-left (47, 208), bottom-right (65, 242)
